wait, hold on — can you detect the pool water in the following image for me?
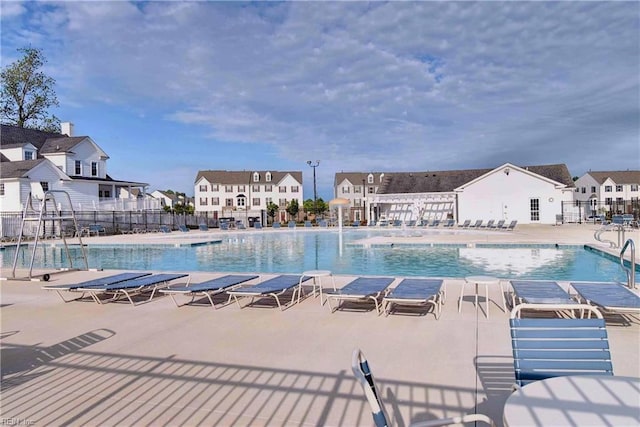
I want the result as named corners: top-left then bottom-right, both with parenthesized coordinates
top-left (1, 230), bottom-right (631, 281)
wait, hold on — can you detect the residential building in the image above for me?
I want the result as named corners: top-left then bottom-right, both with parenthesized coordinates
top-left (334, 172), bottom-right (386, 222)
top-left (336, 163), bottom-right (575, 225)
top-left (194, 170), bottom-right (303, 224)
top-left (573, 170), bottom-right (640, 218)
top-left (0, 123), bottom-right (153, 213)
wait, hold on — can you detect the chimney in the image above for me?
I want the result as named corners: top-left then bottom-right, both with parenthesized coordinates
top-left (60, 122), bottom-right (74, 136)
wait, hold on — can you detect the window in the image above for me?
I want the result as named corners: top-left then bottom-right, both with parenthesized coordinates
top-left (40, 181), bottom-right (49, 191)
top-left (91, 162), bottom-right (98, 176)
top-left (211, 184), bottom-right (219, 191)
top-left (75, 160), bottom-right (81, 175)
top-left (225, 198), bottom-right (233, 207)
top-left (616, 185), bottom-right (623, 192)
top-left (253, 172), bottom-right (260, 182)
top-left (616, 197), bottom-right (624, 204)
top-left (266, 197), bottom-right (273, 205)
top-left (225, 185), bottom-right (233, 192)
top-left (252, 185), bottom-right (260, 192)
top-left (252, 198), bottom-right (260, 206)
top-left (265, 185), bottom-right (272, 192)
top-left (367, 174), bottom-right (374, 184)
top-left (24, 151), bottom-right (33, 160)
top-left (0, 183), bottom-right (4, 196)
top-left (200, 197), bottom-right (208, 206)
top-left (342, 186), bottom-right (350, 194)
top-left (354, 198), bottom-right (361, 207)
top-left (238, 185), bottom-right (245, 192)
top-left (605, 197), bottom-right (612, 205)
top-left (354, 187), bottom-right (361, 193)
top-left (530, 198), bottom-right (540, 221)
top-left (591, 186), bottom-right (596, 193)
top-left (279, 198), bottom-right (287, 207)
top-left (199, 185), bottom-right (207, 192)
top-left (279, 186), bottom-right (286, 193)
top-left (104, 190), bottom-right (110, 198)
top-left (237, 197), bottom-right (246, 207)
top-left (369, 186), bottom-right (374, 194)
top-left (604, 185), bottom-right (612, 192)
top-left (212, 197), bottom-right (219, 205)
top-left (581, 187), bottom-right (586, 194)
top-left (632, 184), bottom-right (639, 191)
top-left (291, 185), bottom-right (299, 193)
top-left (266, 172), bottom-right (272, 182)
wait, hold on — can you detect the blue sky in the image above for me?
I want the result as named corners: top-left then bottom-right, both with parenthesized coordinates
top-left (1, 1), bottom-right (638, 200)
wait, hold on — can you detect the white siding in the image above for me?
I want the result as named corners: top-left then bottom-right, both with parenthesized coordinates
top-left (458, 167), bottom-right (568, 225)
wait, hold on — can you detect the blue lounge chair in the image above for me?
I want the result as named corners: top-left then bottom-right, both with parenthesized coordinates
top-left (160, 274), bottom-right (259, 308)
top-left (510, 280), bottom-right (576, 308)
top-left (254, 222), bottom-right (263, 229)
top-left (159, 225), bottom-right (171, 233)
top-left (227, 275), bottom-right (310, 310)
top-left (392, 219), bottom-right (402, 227)
top-left (491, 220), bottom-right (505, 230)
top-left (78, 273), bottom-right (189, 306)
top-left (198, 223), bottom-right (209, 231)
top-left (570, 282), bottom-right (640, 317)
top-left (288, 221), bottom-right (296, 229)
top-left (405, 220), bottom-right (416, 227)
top-left (42, 272), bottom-right (151, 302)
top-left (325, 277), bottom-right (394, 315)
top-left (272, 222), bottom-right (281, 229)
top-left (382, 278), bottom-right (445, 319)
top-left (481, 220), bottom-right (495, 229)
top-left (504, 220), bottom-right (517, 231)
top-left (443, 219), bottom-right (455, 227)
top-left (469, 219), bottom-right (483, 228)
top-left (428, 219), bottom-right (441, 227)
top-left (352, 349), bottom-right (496, 427)
top-left (304, 220), bottom-right (312, 228)
top-left (458, 219), bottom-right (471, 228)
top-left (318, 220), bottom-right (328, 228)
top-left (352, 220), bottom-right (360, 227)
top-left (510, 303), bottom-right (613, 387)
top-left (178, 225), bottom-right (190, 232)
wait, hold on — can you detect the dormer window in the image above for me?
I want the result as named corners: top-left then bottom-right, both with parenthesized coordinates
top-left (379, 173), bottom-right (385, 183)
top-left (367, 174), bottom-right (374, 184)
top-left (266, 172), bottom-right (272, 182)
top-left (24, 151), bottom-right (34, 160)
top-left (253, 172), bottom-right (260, 182)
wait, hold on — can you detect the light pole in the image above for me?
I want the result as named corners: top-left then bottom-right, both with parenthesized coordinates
top-left (307, 160), bottom-right (320, 221)
top-left (362, 178), bottom-right (366, 224)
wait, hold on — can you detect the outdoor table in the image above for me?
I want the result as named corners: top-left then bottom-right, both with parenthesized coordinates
top-left (503, 375), bottom-right (640, 427)
top-left (299, 270), bottom-right (336, 305)
top-left (459, 275), bottom-right (505, 318)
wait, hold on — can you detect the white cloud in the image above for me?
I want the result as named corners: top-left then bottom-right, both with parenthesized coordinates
top-left (2, 1), bottom-right (638, 193)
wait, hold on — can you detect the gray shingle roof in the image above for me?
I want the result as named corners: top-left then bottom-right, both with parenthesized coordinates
top-left (195, 170), bottom-right (303, 185)
top-left (0, 125), bottom-right (88, 156)
top-left (334, 172), bottom-right (386, 186)
top-left (379, 164), bottom-right (575, 194)
top-left (0, 159), bottom-right (47, 179)
top-left (586, 171), bottom-right (640, 185)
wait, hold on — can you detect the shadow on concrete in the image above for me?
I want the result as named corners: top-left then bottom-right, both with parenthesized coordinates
top-left (1, 328), bottom-right (115, 390)
top-left (0, 345), bottom-right (498, 426)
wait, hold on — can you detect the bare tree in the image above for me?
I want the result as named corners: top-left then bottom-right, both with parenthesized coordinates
top-left (1, 47), bottom-right (60, 132)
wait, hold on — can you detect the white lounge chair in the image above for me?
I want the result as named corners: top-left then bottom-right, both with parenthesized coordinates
top-left (382, 278), bottom-right (445, 319)
top-left (160, 274), bottom-right (259, 308)
top-left (325, 277), bottom-right (394, 315)
top-left (227, 275), bottom-right (310, 310)
top-left (352, 349), bottom-right (496, 426)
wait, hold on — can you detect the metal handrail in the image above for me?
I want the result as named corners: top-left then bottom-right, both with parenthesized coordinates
top-left (620, 239), bottom-right (635, 289)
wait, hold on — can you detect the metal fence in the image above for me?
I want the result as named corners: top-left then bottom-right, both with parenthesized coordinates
top-left (561, 199), bottom-right (640, 223)
top-left (0, 210), bottom-right (225, 239)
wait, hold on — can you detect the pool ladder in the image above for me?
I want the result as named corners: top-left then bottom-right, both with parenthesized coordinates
top-left (619, 239), bottom-right (636, 289)
top-left (594, 223), bottom-right (625, 248)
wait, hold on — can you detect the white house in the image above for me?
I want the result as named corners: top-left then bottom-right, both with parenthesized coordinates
top-left (348, 163), bottom-right (574, 225)
top-left (0, 123), bottom-right (153, 212)
top-left (194, 170), bottom-right (304, 224)
top-left (573, 170), bottom-right (640, 218)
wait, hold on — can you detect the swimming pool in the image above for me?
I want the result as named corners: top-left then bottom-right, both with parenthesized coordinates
top-left (1, 230), bottom-right (632, 281)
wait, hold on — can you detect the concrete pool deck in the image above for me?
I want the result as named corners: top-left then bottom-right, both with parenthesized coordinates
top-left (1, 224), bottom-right (638, 426)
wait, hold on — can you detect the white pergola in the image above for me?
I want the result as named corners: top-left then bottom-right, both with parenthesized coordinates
top-left (368, 192), bottom-right (457, 222)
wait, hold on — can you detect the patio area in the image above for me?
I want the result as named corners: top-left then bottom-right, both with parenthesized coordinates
top-left (1, 268), bottom-right (639, 426)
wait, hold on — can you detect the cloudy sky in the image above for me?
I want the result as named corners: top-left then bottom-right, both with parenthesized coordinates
top-left (2, 1), bottom-right (638, 199)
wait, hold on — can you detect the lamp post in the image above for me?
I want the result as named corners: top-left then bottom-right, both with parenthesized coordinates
top-left (307, 160), bottom-right (320, 221)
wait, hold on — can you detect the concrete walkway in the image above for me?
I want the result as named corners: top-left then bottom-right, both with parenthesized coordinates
top-left (1, 224), bottom-right (638, 426)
